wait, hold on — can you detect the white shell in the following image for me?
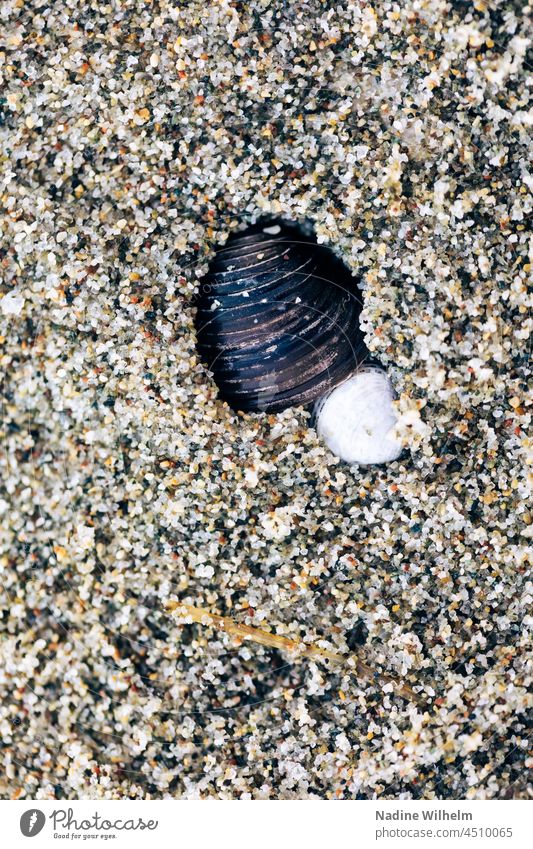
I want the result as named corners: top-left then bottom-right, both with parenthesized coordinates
top-left (315, 368), bottom-right (403, 465)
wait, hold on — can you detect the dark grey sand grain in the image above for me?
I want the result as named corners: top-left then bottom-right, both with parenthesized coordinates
top-left (0, 1), bottom-right (531, 799)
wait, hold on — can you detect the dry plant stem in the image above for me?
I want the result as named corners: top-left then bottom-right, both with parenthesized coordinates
top-left (167, 602), bottom-right (423, 705)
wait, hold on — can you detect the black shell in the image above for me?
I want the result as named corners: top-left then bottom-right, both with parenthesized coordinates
top-left (195, 221), bottom-right (367, 413)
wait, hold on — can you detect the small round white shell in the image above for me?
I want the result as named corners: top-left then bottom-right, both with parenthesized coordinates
top-left (315, 368), bottom-right (403, 465)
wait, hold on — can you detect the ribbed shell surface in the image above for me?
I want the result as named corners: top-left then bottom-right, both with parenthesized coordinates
top-left (195, 222), bottom-right (366, 413)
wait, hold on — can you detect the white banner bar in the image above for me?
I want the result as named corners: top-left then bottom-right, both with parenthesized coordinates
top-left (1, 800), bottom-right (530, 849)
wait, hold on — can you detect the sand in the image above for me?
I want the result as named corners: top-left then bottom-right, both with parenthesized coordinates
top-left (0, 0), bottom-right (531, 799)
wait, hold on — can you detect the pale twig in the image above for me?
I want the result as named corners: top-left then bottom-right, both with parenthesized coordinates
top-left (166, 602), bottom-right (424, 705)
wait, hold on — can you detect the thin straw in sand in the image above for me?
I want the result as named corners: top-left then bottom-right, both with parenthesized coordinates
top-left (167, 602), bottom-right (423, 705)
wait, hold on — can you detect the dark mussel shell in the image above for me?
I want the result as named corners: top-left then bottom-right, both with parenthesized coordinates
top-left (195, 220), bottom-right (367, 413)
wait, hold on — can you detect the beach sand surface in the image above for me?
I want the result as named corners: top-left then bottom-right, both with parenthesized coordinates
top-left (0, 0), bottom-right (530, 799)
